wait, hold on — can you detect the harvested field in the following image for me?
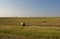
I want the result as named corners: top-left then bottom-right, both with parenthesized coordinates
top-left (0, 17), bottom-right (60, 39)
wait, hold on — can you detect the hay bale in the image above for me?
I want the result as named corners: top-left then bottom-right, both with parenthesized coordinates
top-left (9, 20), bottom-right (12, 22)
top-left (21, 22), bottom-right (25, 26)
top-left (43, 20), bottom-right (46, 23)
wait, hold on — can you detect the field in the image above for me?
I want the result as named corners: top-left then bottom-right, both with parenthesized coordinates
top-left (0, 17), bottom-right (60, 39)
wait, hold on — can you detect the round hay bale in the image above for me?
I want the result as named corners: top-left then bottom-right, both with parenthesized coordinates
top-left (9, 20), bottom-right (12, 22)
top-left (21, 22), bottom-right (25, 26)
top-left (43, 20), bottom-right (46, 23)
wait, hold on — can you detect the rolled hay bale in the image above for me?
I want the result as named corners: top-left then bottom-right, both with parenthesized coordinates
top-left (43, 20), bottom-right (46, 23)
top-left (9, 20), bottom-right (12, 22)
top-left (21, 22), bottom-right (25, 26)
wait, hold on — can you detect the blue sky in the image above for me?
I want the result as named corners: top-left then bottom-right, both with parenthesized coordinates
top-left (0, 0), bottom-right (60, 17)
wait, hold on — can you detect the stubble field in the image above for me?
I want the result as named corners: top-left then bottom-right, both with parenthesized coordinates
top-left (0, 17), bottom-right (60, 39)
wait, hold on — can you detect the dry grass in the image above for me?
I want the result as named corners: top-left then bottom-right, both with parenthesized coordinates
top-left (0, 17), bottom-right (60, 26)
top-left (0, 25), bottom-right (60, 39)
top-left (0, 17), bottom-right (60, 39)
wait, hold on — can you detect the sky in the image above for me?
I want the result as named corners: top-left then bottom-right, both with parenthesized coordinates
top-left (0, 0), bottom-right (60, 17)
